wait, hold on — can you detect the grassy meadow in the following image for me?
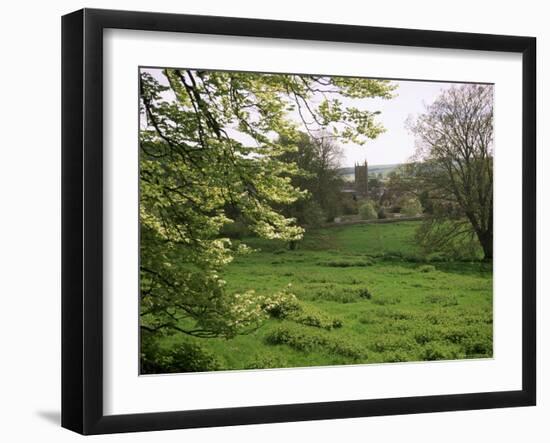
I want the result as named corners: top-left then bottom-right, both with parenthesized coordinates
top-left (155, 221), bottom-right (493, 371)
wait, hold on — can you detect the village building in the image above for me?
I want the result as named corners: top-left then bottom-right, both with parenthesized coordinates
top-left (341, 160), bottom-right (369, 200)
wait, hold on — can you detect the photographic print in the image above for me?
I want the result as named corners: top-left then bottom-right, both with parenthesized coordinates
top-left (139, 68), bottom-right (493, 375)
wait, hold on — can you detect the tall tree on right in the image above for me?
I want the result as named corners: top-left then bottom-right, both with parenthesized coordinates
top-left (408, 84), bottom-right (493, 260)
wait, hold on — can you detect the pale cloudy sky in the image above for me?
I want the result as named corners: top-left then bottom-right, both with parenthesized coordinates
top-left (341, 80), bottom-right (456, 167)
top-left (143, 68), bottom-right (459, 167)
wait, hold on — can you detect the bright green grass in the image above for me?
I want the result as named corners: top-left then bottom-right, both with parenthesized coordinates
top-left (161, 221), bottom-right (492, 370)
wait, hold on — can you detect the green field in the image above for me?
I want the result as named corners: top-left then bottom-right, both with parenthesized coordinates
top-left (160, 221), bottom-right (493, 371)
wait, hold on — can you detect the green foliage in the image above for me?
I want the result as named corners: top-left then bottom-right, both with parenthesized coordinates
top-left (358, 200), bottom-right (378, 220)
top-left (147, 221), bottom-right (492, 372)
top-left (245, 353), bottom-right (289, 370)
top-left (265, 325), bottom-right (325, 351)
top-left (382, 166), bottom-right (418, 209)
top-left (220, 220), bottom-right (250, 239)
top-left (140, 68), bottom-right (396, 342)
top-left (422, 294), bottom-right (459, 307)
top-left (266, 324), bottom-right (365, 360)
top-left (462, 330), bottom-right (493, 357)
top-left (415, 218), bottom-right (484, 261)
top-left (421, 342), bottom-right (463, 361)
top-left (278, 133), bottom-right (343, 224)
top-left (418, 264), bottom-right (436, 273)
top-left (320, 259), bottom-right (372, 267)
top-left (300, 201), bottom-right (327, 227)
top-left (399, 196), bottom-right (423, 216)
top-left (374, 307), bottom-right (416, 321)
top-left (263, 291), bottom-right (301, 318)
top-left (357, 288), bottom-right (373, 299)
top-left (408, 85), bottom-right (494, 259)
top-left (372, 294), bottom-right (402, 305)
top-left (304, 287), bottom-right (366, 303)
top-left (291, 303), bottom-right (343, 330)
top-left (381, 351), bottom-right (410, 363)
top-left (265, 293), bottom-right (343, 330)
top-left (370, 335), bottom-right (416, 353)
top-left (340, 196), bottom-right (359, 215)
top-left (141, 337), bottom-right (221, 374)
top-left (413, 325), bottom-right (439, 345)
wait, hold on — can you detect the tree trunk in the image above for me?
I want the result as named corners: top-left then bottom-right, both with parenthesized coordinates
top-left (476, 229), bottom-right (493, 261)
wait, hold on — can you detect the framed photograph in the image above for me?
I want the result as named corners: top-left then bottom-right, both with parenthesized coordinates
top-left (62, 8), bottom-right (536, 435)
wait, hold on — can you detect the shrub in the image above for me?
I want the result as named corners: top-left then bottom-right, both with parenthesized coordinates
top-left (140, 341), bottom-right (222, 374)
top-left (263, 291), bottom-right (301, 318)
top-left (370, 335), bottom-right (416, 353)
top-left (359, 201), bottom-right (378, 220)
top-left (399, 196), bottom-right (423, 216)
top-left (245, 353), bottom-right (288, 369)
top-left (302, 288), bottom-right (361, 304)
top-left (372, 294), bottom-right (401, 305)
top-left (169, 343), bottom-right (222, 372)
top-left (292, 303), bottom-right (344, 330)
top-left (331, 339), bottom-right (365, 359)
top-left (460, 311), bottom-right (493, 325)
top-left (375, 307), bottom-right (415, 320)
top-left (413, 326), bottom-right (438, 345)
top-left (382, 351), bottom-right (411, 363)
top-left (341, 197), bottom-right (358, 215)
top-left (462, 331), bottom-right (493, 357)
top-left (357, 288), bottom-right (372, 299)
top-left (391, 321), bottom-right (412, 334)
top-left (265, 295), bottom-right (342, 330)
top-left (265, 324), bottom-right (365, 359)
top-left (418, 264), bottom-right (436, 273)
top-left (377, 207), bottom-right (387, 219)
top-left (422, 294), bottom-right (459, 307)
top-left (358, 312), bottom-right (377, 325)
top-left (425, 252), bottom-right (450, 263)
top-left (424, 308), bottom-right (459, 325)
top-left (265, 325), bottom-right (326, 352)
top-left (421, 342), bottom-right (462, 361)
top-left (320, 258), bottom-right (372, 267)
top-left (441, 327), bottom-right (470, 344)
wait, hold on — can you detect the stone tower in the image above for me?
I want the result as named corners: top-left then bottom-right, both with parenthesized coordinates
top-left (354, 160), bottom-right (368, 197)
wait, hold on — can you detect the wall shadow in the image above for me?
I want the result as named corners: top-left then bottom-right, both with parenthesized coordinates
top-left (36, 410), bottom-right (61, 426)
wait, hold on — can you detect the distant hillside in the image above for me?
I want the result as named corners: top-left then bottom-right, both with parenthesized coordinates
top-left (339, 163), bottom-right (401, 180)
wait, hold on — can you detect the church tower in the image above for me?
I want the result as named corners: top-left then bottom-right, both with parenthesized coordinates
top-left (354, 160), bottom-right (368, 197)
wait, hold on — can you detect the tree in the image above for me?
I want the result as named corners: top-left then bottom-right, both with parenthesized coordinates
top-left (408, 84), bottom-right (493, 259)
top-left (278, 132), bottom-right (344, 224)
top-left (382, 167), bottom-right (418, 209)
top-left (367, 177), bottom-right (384, 204)
top-left (139, 69), bottom-right (396, 343)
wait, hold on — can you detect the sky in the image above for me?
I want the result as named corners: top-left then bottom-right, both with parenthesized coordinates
top-left (143, 68), bottom-right (459, 167)
top-left (341, 80), bottom-right (456, 167)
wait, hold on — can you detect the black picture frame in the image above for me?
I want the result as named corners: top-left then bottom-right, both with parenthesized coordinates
top-left (61, 8), bottom-right (536, 435)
